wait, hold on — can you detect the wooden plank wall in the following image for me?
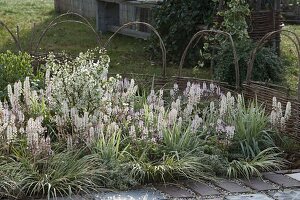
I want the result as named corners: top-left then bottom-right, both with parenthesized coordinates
top-left (54, 0), bottom-right (97, 18)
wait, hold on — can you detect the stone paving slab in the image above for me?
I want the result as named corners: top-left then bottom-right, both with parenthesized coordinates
top-left (268, 189), bottom-right (300, 200)
top-left (215, 180), bottom-right (252, 193)
top-left (275, 170), bottom-right (295, 174)
top-left (225, 193), bottom-right (273, 200)
top-left (263, 172), bottom-right (300, 188)
top-left (41, 196), bottom-right (87, 200)
top-left (287, 173), bottom-right (300, 181)
top-left (242, 177), bottom-right (278, 191)
top-left (275, 169), bottom-right (300, 174)
top-left (183, 180), bottom-right (221, 196)
top-left (154, 184), bottom-right (194, 198)
top-left (94, 188), bottom-right (166, 200)
top-left (292, 169), bottom-right (300, 173)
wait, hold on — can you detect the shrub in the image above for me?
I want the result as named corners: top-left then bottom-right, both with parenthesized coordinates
top-left (0, 51), bottom-right (34, 99)
top-left (213, 39), bottom-right (284, 85)
top-left (217, 0), bottom-right (250, 40)
top-left (150, 0), bottom-right (217, 65)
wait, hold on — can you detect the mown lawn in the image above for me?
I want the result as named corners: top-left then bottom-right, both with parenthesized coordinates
top-left (281, 25), bottom-right (300, 91)
top-left (0, 0), bottom-right (208, 78)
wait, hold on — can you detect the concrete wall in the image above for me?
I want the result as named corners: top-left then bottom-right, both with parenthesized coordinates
top-left (54, 0), bottom-right (97, 18)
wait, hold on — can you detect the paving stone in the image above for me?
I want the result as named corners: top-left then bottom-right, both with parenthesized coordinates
top-left (276, 169), bottom-right (300, 174)
top-left (263, 172), bottom-right (300, 188)
top-left (38, 195), bottom-right (88, 200)
top-left (183, 180), bottom-right (221, 196)
top-left (287, 173), bottom-right (300, 181)
top-left (275, 170), bottom-right (295, 174)
top-left (215, 180), bottom-right (251, 193)
top-left (154, 184), bottom-right (194, 198)
top-left (292, 169), bottom-right (300, 173)
top-left (225, 193), bottom-right (273, 200)
top-left (268, 189), bottom-right (300, 200)
top-left (94, 188), bottom-right (166, 200)
top-left (242, 177), bottom-right (278, 191)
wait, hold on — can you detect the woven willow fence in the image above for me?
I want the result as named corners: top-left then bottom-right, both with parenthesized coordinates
top-left (1, 12), bottom-right (300, 140)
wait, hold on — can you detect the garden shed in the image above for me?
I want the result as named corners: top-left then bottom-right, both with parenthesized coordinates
top-left (96, 0), bottom-right (162, 39)
top-left (54, 0), bottom-right (162, 39)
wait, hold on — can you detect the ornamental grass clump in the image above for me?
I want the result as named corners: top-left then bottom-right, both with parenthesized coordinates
top-left (0, 49), bottom-right (291, 199)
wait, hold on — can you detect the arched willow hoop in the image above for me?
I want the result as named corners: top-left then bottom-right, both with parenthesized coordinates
top-left (104, 22), bottom-right (167, 77)
top-left (179, 30), bottom-right (240, 90)
top-left (0, 21), bottom-right (22, 51)
top-left (34, 12), bottom-right (101, 54)
top-left (246, 30), bottom-right (300, 99)
top-left (243, 30), bottom-right (300, 140)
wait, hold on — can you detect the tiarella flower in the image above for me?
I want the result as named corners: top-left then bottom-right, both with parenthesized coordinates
top-left (203, 82), bottom-right (207, 91)
top-left (157, 112), bottom-right (164, 131)
top-left (183, 103), bottom-right (193, 118)
top-left (177, 117), bottom-right (183, 128)
top-left (277, 102), bottom-right (282, 119)
top-left (129, 125), bottom-right (136, 138)
top-left (6, 125), bottom-right (15, 144)
top-left (141, 127), bottom-right (148, 140)
top-left (138, 120), bottom-right (144, 130)
top-left (270, 110), bottom-right (277, 126)
top-left (67, 135), bottom-right (73, 149)
top-left (219, 95), bottom-right (227, 117)
top-left (171, 98), bottom-right (181, 111)
top-left (148, 111), bottom-right (154, 124)
top-left (280, 117), bottom-right (286, 130)
top-left (26, 117), bottom-right (45, 154)
top-left (170, 89), bottom-right (175, 99)
top-left (209, 83), bottom-right (215, 91)
top-left (173, 83), bottom-right (179, 93)
top-left (23, 77), bottom-right (31, 106)
top-left (269, 97), bottom-right (291, 130)
top-left (216, 119), bottom-right (225, 133)
top-left (107, 122), bottom-right (119, 136)
top-left (191, 115), bottom-right (202, 133)
top-left (284, 102), bottom-right (291, 120)
top-left (19, 127), bottom-right (25, 134)
top-left (225, 126), bottom-right (235, 139)
top-left (272, 97), bottom-right (277, 108)
top-left (168, 108), bottom-right (178, 126)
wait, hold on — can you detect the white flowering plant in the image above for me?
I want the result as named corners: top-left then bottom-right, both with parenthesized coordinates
top-left (0, 49), bottom-right (292, 199)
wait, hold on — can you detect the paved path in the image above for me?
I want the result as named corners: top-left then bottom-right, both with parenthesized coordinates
top-left (46, 169), bottom-right (300, 199)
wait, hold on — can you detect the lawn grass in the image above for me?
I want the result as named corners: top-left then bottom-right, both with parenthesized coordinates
top-left (0, 0), bottom-right (209, 78)
top-left (281, 25), bottom-right (300, 91)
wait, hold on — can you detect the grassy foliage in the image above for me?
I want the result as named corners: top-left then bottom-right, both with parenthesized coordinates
top-left (227, 147), bottom-right (284, 179)
top-left (0, 147), bottom-right (108, 199)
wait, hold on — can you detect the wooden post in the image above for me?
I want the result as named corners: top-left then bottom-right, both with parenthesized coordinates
top-left (96, 1), bottom-right (108, 32)
top-left (274, 0), bottom-right (281, 55)
top-left (54, 0), bottom-right (61, 13)
top-left (256, 0), bottom-right (262, 11)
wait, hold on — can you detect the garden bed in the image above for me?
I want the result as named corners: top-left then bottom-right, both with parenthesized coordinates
top-left (0, 49), bottom-right (298, 199)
